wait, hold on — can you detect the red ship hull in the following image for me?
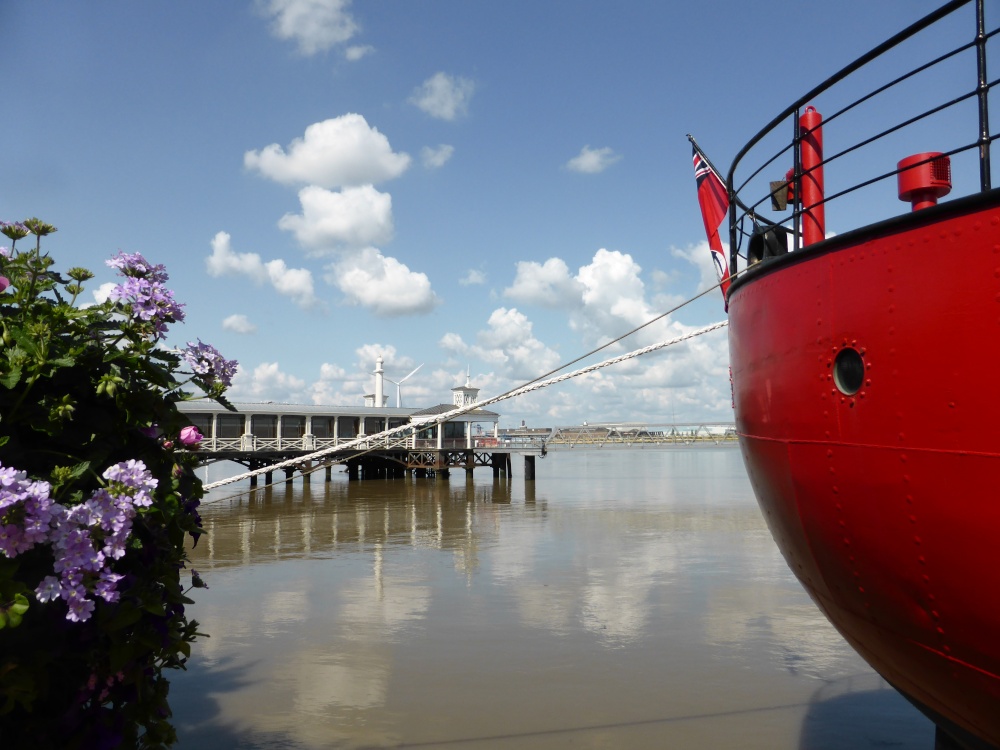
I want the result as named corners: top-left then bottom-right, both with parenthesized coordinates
top-left (728, 195), bottom-right (1000, 746)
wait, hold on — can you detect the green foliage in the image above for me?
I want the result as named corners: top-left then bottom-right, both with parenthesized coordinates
top-left (0, 221), bottom-right (229, 747)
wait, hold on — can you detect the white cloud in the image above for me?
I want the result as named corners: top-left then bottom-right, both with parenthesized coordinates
top-left (671, 240), bottom-right (727, 294)
top-left (501, 248), bottom-right (673, 347)
top-left (206, 231), bottom-right (319, 309)
top-left (504, 257), bottom-right (583, 308)
top-left (244, 114), bottom-right (411, 188)
top-left (355, 342), bottom-right (399, 372)
top-left (222, 314), bottom-right (257, 334)
top-left (309, 361), bottom-right (358, 405)
top-left (92, 282), bottom-right (117, 305)
top-left (576, 248), bottom-right (649, 328)
top-left (227, 361), bottom-right (307, 402)
top-left (344, 44), bottom-right (373, 61)
top-left (259, 0), bottom-right (359, 56)
top-left (459, 269), bottom-right (486, 286)
top-left (307, 347), bottom-right (424, 405)
top-left (278, 184), bottom-right (394, 253)
top-left (440, 307), bottom-right (560, 380)
top-left (565, 145), bottom-right (621, 174)
top-left (409, 72), bottom-right (475, 121)
top-left (325, 247), bottom-right (439, 316)
top-left (420, 144), bottom-right (454, 169)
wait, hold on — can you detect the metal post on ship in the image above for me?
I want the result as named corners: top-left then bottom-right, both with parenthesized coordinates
top-left (975, 0), bottom-right (991, 190)
top-left (792, 108), bottom-right (802, 253)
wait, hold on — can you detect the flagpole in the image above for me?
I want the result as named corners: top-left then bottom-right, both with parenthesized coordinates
top-left (686, 134), bottom-right (728, 190)
top-left (687, 134), bottom-right (732, 310)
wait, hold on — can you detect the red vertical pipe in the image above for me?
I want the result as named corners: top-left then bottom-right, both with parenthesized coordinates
top-left (800, 106), bottom-right (825, 246)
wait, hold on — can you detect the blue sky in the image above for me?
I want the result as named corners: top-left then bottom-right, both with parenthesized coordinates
top-left (4, 0), bottom-right (957, 427)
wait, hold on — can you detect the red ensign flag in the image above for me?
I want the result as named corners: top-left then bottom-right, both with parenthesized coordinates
top-left (691, 143), bottom-right (731, 305)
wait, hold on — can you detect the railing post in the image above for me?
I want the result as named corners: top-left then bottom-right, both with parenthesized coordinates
top-left (976, 0), bottom-right (991, 190)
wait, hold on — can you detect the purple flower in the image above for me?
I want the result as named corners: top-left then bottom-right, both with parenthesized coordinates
top-left (105, 254), bottom-right (184, 338)
top-left (94, 571), bottom-right (124, 603)
top-left (65, 586), bottom-right (96, 623)
top-left (104, 459), bottom-right (157, 508)
top-left (35, 576), bottom-right (63, 603)
top-left (181, 339), bottom-right (238, 388)
top-left (178, 425), bottom-right (203, 446)
top-left (108, 275), bottom-right (185, 337)
top-left (103, 459), bottom-right (157, 492)
top-left (2, 458), bottom-right (157, 623)
top-left (0, 466), bottom-right (55, 557)
top-left (105, 251), bottom-right (168, 282)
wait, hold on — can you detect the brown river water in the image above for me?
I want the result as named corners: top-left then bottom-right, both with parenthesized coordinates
top-left (169, 447), bottom-right (932, 749)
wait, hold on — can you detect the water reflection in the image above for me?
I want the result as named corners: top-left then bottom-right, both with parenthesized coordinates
top-left (173, 449), bottom-right (931, 749)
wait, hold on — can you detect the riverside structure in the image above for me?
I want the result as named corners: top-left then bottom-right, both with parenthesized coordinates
top-left (176, 359), bottom-right (521, 485)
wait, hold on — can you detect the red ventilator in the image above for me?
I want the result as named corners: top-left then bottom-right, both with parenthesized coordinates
top-left (897, 152), bottom-right (951, 211)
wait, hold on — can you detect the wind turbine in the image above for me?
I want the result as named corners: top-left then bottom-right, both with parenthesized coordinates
top-left (385, 363), bottom-right (423, 408)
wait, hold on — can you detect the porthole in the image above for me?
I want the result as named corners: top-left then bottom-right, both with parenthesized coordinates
top-left (833, 347), bottom-right (865, 395)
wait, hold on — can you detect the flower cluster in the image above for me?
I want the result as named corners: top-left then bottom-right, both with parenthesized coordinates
top-left (0, 220), bottom-right (30, 242)
top-left (106, 251), bottom-right (185, 338)
top-left (0, 222), bottom-right (231, 743)
top-left (0, 465), bottom-right (56, 556)
top-left (106, 251), bottom-right (167, 283)
top-left (0, 459), bottom-right (162, 623)
top-left (182, 339), bottom-right (238, 389)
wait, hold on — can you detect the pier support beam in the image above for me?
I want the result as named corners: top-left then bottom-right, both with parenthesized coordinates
top-left (265, 471), bottom-right (273, 486)
top-left (284, 468), bottom-right (294, 484)
top-left (325, 464), bottom-right (332, 482)
top-left (490, 453), bottom-right (512, 479)
top-left (347, 460), bottom-right (359, 481)
top-left (524, 455), bottom-right (535, 480)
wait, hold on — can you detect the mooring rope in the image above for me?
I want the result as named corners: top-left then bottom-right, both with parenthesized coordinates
top-left (201, 319), bottom-right (729, 491)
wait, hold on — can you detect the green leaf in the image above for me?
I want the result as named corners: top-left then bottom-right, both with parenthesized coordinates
top-left (0, 593), bottom-right (28, 629)
top-left (0, 364), bottom-right (22, 389)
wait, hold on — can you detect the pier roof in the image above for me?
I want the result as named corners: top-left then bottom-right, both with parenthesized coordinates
top-left (411, 404), bottom-right (499, 420)
top-left (177, 401), bottom-right (418, 417)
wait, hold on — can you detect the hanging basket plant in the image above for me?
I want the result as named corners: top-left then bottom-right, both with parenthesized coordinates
top-left (0, 219), bottom-right (235, 748)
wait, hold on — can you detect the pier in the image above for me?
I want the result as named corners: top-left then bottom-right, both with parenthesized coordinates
top-left (177, 399), bottom-right (541, 487)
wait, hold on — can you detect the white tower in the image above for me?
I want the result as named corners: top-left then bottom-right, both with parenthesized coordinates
top-left (451, 366), bottom-right (480, 406)
top-left (374, 355), bottom-right (385, 409)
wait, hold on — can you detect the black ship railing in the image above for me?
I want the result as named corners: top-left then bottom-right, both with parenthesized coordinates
top-left (727, 0), bottom-right (1000, 275)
